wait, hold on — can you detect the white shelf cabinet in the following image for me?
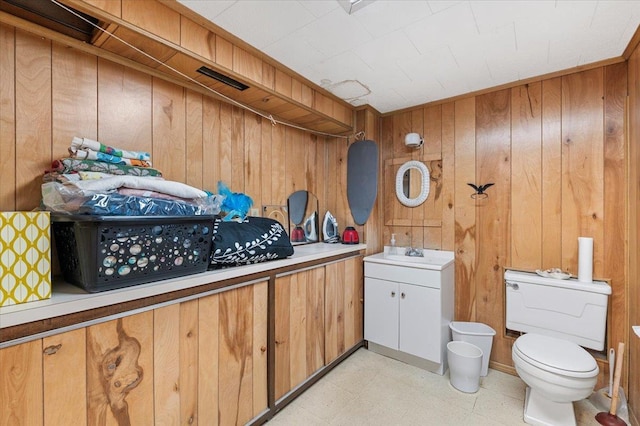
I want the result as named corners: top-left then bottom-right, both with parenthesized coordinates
top-left (363, 250), bottom-right (454, 374)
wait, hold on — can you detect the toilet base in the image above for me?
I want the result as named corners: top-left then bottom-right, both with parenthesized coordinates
top-left (523, 387), bottom-right (576, 426)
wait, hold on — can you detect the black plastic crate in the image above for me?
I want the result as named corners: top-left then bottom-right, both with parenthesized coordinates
top-left (51, 214), bottom-right (215, 292)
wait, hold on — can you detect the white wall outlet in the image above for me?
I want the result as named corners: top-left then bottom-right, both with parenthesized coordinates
top-left (250, 208), bottom-right (259, 217)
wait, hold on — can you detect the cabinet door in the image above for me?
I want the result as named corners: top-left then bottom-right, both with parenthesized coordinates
top-left (399, 283), bottom-right (440, 362)
top-left (364, 277), bottom-right (399, 349)
top-left (0, 339), bottom-right (43, 426)
top-left (43, 329), bottom-right (86, 425)
top-left (275, 268), bottom-right (325, 400)
top-left (325, 256), bottom-right (363, 363)
top-left (198, 281), bottom-right (268, 425)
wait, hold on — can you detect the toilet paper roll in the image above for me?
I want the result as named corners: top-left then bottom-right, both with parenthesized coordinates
top-left (578, 237), bottom-right (593, 283)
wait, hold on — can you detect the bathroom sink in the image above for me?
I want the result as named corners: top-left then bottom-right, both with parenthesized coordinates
top-left (365, 248), bottom-right (455, 270)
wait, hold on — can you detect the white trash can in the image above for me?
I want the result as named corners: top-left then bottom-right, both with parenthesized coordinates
top-left (447, 341), bottom-right (483, 393)
top-left (449, 321), bottom-right (496, 376)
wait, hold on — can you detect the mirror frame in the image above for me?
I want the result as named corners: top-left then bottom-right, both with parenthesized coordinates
top-left (396, 160), bottom-right (430, 207)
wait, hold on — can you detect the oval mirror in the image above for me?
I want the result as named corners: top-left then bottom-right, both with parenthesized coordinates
top-left (396, 160), bottom-right (430, 207)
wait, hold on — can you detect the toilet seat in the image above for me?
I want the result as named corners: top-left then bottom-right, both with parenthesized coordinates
top-left (513, 334), bottom-right (598, 379)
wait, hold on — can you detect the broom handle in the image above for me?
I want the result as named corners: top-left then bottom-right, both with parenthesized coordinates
top-left (610, 342), bottom-right (625, 416)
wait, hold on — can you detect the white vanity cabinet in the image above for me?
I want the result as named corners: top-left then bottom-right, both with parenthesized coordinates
top-left (363, 249), bottom-right (454, 375)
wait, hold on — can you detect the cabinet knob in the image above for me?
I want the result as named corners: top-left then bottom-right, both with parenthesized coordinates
top-left (401, 292), bottom-right (406, 299)
top-left (391, 291), bottom-right (396, 297)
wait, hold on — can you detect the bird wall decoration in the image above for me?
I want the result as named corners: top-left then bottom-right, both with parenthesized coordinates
top-left (467, 183), bottom-right (494, 199)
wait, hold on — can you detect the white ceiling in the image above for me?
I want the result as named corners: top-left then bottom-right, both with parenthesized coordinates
top-left (177, 0), bottom-right (640, 114)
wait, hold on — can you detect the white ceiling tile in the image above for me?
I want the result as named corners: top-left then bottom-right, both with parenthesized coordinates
top-left (293, 7), bottom-right (374, 57)
top-left (353, 31), bottom-right (421, 71)
top-left (213, 1), bottom-right (316, 49)
top-left (264, 37), bottom-right (326, 74)
top-left (177, 0), bottom-right (640, 114)
top-left (470, 1), bottom-right (556, 34)
top-left (428, 1), bottom-right (464, 14)
top-left (404, 2), bottom-right (478, 55)
top-left (303, 51), bottom-right (373, 85)
top-left (178, 0), bottom-right (236, 20)
top-left (351, 0), bottom-right (434, 39)
top-left (298, 0), bottom-right (340, 18)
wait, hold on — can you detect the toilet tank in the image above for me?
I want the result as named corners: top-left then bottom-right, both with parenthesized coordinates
top-left (505, 269), bottom-right (611, 351)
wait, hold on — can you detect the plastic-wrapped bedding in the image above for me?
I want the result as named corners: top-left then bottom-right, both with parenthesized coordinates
top-left (41, 181), bottom-right (222, 216)
top-left (78, 193), bottom-right (209, 216)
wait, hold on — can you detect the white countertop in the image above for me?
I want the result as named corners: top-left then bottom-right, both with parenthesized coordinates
top-left (0, 243), bottom-right (366, 329)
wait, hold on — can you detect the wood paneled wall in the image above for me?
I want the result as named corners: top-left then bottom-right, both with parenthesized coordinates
top-left (0, 24), bottom-right (357, 238)
top-left (380, 64), bottom-right (628, 388)
top-left (627, 39), bottom-right (640, 426)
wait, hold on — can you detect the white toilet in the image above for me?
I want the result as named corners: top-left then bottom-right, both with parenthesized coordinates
top-left (505, 270), bottom-right (611, 426)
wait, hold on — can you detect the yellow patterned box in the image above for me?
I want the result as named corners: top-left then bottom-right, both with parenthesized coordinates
top-left (0, 212), bottom-right (51, 307)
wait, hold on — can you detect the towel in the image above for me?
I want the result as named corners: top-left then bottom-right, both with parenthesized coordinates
top-left (69, 147), bottom-right (152, 167)
top-left (72, 175), bottom-right (209, 199)
top-left (49, 158), bottom-right (163, 177)
top-left (71, 137), bottom-right (151, 161)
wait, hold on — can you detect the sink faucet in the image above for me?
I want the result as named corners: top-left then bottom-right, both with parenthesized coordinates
top-left (405, 247), bottom-right (424, 257)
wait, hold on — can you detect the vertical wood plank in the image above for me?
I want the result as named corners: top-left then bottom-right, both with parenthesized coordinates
top-left (325, 261), bottom-right (345, 363)
top-left (51, 44), bottom-right (97, 162)
top-left (15, 30), bottom-right (51, 210)
top-left (441, 102), bottom-right (455, 251)
top-left (86, 313), bottom-right (153, 426)
top-left (180, 16), bottom-right (215, 62)
top-left (271, 121), bottom-right (287, 205)
top-left (627, 44), bottom-right (640, 422)
top-left (343, 257), bottom-right (356, 348)
top-left (82, 0), bottom-right (122, 17)
top-left (218, 286), bottom-right (253, 425)
top-left (475, 89), bottom-right (511, 365)
top-left (43, 329), bottom-right (86, 426)
top-left (289, 271), bottom-right (307, 388)
top-left (218, 102), bottom-right (233, 186)
top-left (453, 98), bottom-right (476, 321)
top-left (98, 58), bottom-right (152, 153)
top-left (511, 83), bottom-right (542, 269)
top-left (561, 69), bottom-right (604, 275)
top-left (198, 293), bottom-right (219, 426)
top-left (245, 113), bottom-right (262, 204)
top-left (260, 117), bottom-right (273, 205)
top-left (154, 304), bottom-right (181, 426)
top-left (603, 62), bottom-right (627, 356)
top-left (324, 262), bottom-right (338, 364)
top-left (153, 78), bottom-right (186, 181)
top-left (185, 90), bottom-right (203, 189)
top-left (541, 77), bottom-right (563, 269)
top-left (231, 106), bottom-right (245, 190)
top-left (252, 281), bottom-right (268, 416)
top-left (202, 97), bottom-right (220, 190)
top-left (179, 300), bottom-right (199, 426)
top-left (0, 23), bottom-right (16, 211)
top-left (121, 0), bottom-right (180, 45)
top-left (353, 257), bottom-right (364, 342)
top-left (274, 275), bottom-right (290, 400)
top-left (0, 340), bottom-right (43, 426)
top-left (307, 266), bottom-right (325, 373)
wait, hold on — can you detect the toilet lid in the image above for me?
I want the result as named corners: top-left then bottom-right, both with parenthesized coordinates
top-left (514, 333), bottom-right (598, 374)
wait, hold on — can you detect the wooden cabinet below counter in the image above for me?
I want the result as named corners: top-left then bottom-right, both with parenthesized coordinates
top-left (0, 282), bottom-right (268, 426)
top-left (274, 255), bottom-right (364, 402)
top-left (0, 247), bottom-right (366, 425)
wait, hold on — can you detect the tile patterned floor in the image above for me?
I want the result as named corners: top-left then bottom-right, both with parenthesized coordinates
top-left (268, 348), bottom-right (603, 425)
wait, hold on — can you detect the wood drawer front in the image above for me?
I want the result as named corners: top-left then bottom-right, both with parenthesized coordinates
top-left (364, 262), bottom-right (441, 289)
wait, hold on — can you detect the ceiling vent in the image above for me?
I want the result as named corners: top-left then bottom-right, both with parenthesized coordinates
top-left (0, 0), bottom-right (99, 43)
top-left (196, 66), bottom-right (249, 91)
